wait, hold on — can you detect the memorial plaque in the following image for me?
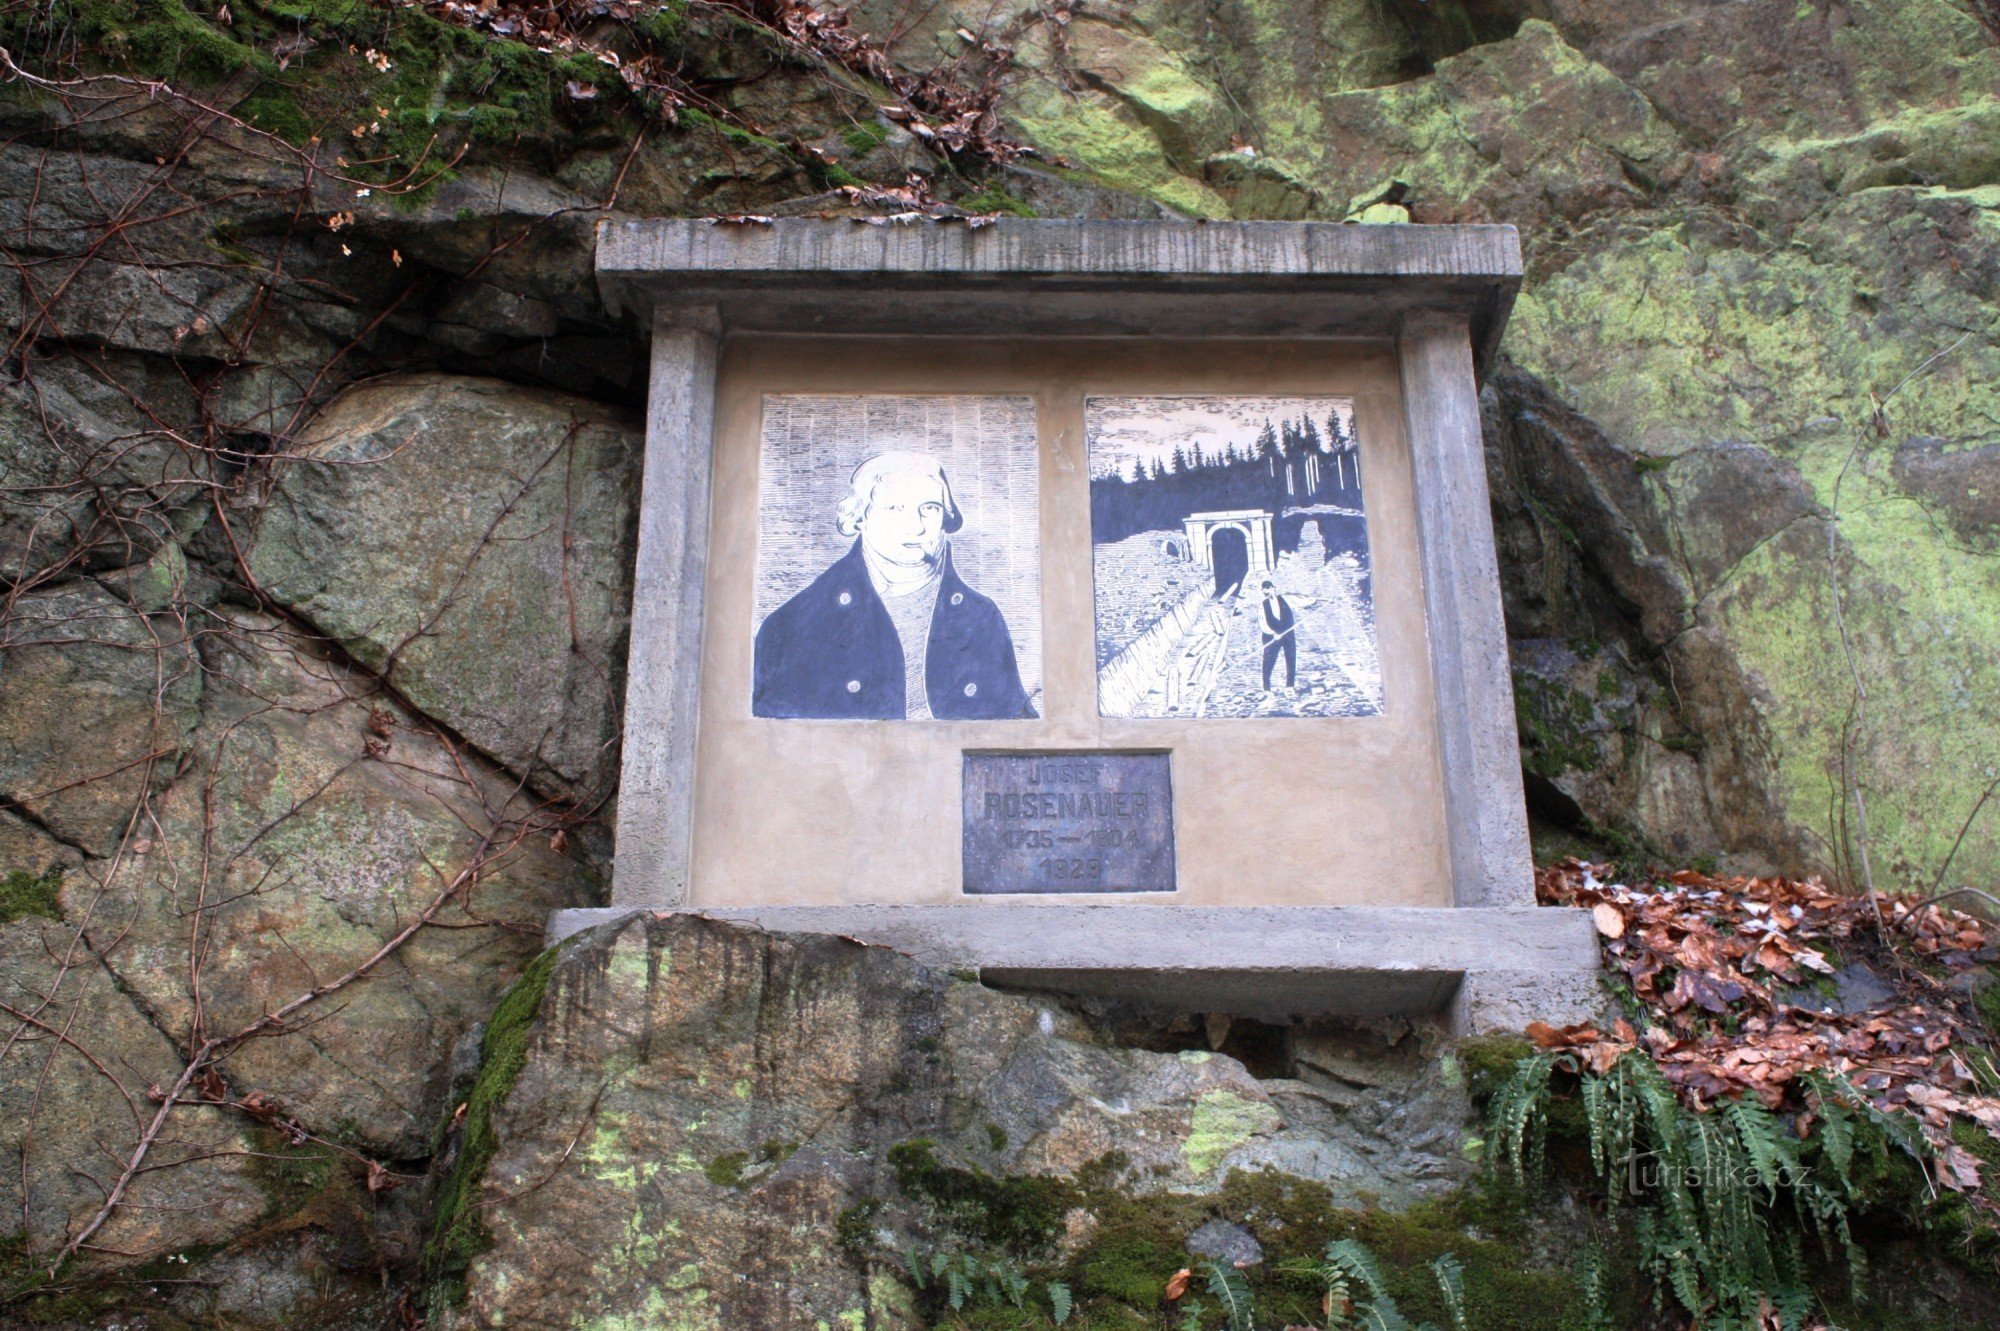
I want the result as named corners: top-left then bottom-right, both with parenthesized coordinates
top-left (962, 752), bottom-right (1176, 895)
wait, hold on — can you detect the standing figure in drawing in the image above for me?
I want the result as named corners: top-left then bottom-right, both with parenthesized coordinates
top-left (754, 450), bottom-right (1035, 721)
top-left (1259, 580), bottom-right (1297, 691)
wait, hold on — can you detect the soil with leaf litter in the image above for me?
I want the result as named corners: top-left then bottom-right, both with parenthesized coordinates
top-left (1533, 860), bottom-right (2000, 1195)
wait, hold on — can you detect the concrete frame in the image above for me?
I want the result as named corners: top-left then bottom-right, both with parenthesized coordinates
top-left (571, 218), bottom-right (1599, 1032)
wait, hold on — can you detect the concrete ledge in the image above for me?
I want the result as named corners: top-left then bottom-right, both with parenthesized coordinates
top-left (595, 218), bottom-right (1522, 374)
top-left (546, 905), bottom-right (1602, 1030)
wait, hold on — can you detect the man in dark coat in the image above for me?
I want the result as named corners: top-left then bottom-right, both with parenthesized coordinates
top-left (1259, 579), bottom-right (1297, 690)
top-left (753, 451), bottom-right (1035, 720)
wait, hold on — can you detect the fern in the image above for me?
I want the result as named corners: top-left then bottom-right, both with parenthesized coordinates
top-left (1801, 1073), bottom-right (1864, 1180)
top-left (1354, 1301), bottom-right (1417, 1331)
top-left (1322, 1238), bottom-right (1390, 1301)
top-left (1489, 1052), bottom-right (1558, 1182)
top-left (1430, 1253), bottom-right (1467, 1331)
top-left (1576, 1244), bottom-right (1616, 1331)
top-left (903, 1247), bottom-right (1073, 1323)
top-left (1489, 1048), bottom-right (1937, 1329)
top-left (1309, 1238), bottom-right (1442, 1331)
top-left (1770, 1233), bottom-right (1814, 1331)
top-left (1323, 1264), bottom-right (1354, 1326)
top-left (1202, 1258), bottom-right (1256, 1331)
top-left (1047, 1279), bottom-right (1073, 1325)
top-left (1726, 1098), bottom-right (1803, 1198)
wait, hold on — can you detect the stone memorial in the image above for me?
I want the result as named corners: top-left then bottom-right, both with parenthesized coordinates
top-left (554, 218), bottom-right (1599, 1031)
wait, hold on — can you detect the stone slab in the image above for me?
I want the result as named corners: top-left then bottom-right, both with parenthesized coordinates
top-left (962, 750), bottom-right (1178, 895)
top-left (596, 219), bottom-right (1522, 374)
top-left (546, 904), bottom-right (1602, 1029)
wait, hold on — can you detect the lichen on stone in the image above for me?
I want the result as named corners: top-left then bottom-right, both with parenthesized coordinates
top-left (1181, 1090), bottom-right (1283, 1177)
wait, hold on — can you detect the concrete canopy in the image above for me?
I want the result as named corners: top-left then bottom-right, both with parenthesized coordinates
top-left (595, 217), bottom-right (1522, 376)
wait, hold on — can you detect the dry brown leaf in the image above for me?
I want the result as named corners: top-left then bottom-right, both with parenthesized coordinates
top-left (1593, 902), bottom-right (1626, 938)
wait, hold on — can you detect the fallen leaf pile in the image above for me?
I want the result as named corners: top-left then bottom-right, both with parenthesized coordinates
top-left (1534, 860), bottom-right (2000, 1190)
top-left (399, 0), bottom-right (1029, 169)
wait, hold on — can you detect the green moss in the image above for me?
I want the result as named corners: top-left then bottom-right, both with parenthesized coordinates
top-left (630, 0), bottom-right (687, 48)
top-left (813, 162), bottom-right (865, 189)
top-left (985, 1123), bottom-right (1009, 1152)
top-left (836, 1199), bottom-right (883, 1262)
top-left (841, 119), bottom-right (890, 155)
top-left (1976, 976), bottom-right (2000, 1034)
top-left (889, 1138), bottom-right (1078, 1254)
top-left (704, 1151), bottom-right (749, 1189)
top-left (1070, 1194), bottom-right (1181, 1306)
top-left (1051, 1165), bottom-right (1604, 1330)
top-left (63, 0), bottom-right (265, 79)
top-left (9, 0), bottom-right (664, 188)
top-left (681, 106), bottom-right (791, 157)
top-left (694, 1138), bottom-right (795, 1193)
top-left (1512, 674), bottom-right (1601, 780)
top-left (0, 1232), bottom-right (74, 1321)
top-left (0, 867), bottom-right (63, 925)
top-left (231, 83), bottom-right (314, 144)
top-left (243, 1126), bottom-right (339, 1218)
top-left (1454, 1034), bottom-right (1536, 1105)
top-left (1332, 1197), bottom-right (1596, 1330)
top-left (958, 186), bottom-right (1039, 218)
top-left (425, 941), bottom-right (563, 1311)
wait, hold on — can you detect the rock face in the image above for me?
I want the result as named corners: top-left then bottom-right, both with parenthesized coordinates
top-left (0, 576), bottom-right (202, 855)
top-left (439, 914), bottom-right (1477, 1329)
top-left (0, 350), bottom-right (213, 582)
top-left (78, 609), bottom-right (594, 1158)
top-left (1, 912), bottom-right (266, 1269)
top-left (246, 375), bottom-right (643, 802)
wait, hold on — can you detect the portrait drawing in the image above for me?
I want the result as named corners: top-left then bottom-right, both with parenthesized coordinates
top-left (752, 396), bottom-right (1041, 721)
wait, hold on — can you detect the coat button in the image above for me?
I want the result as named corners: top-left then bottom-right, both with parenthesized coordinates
top-left (963, 682), bottom-right (977, 697)
top-left (837, 591), bottom-right (853, 606)
top-left (846, 680), bottom-right (861, 693)
top-left (950, 592), bottom-right (963, 606)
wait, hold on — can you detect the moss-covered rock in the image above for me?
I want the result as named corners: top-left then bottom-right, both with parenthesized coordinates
top-left (441, 916), bottom-right (1491, 1328)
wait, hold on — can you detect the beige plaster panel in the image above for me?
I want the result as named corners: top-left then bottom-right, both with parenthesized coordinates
top-left (690, 338), bottom-right (1451, 908)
